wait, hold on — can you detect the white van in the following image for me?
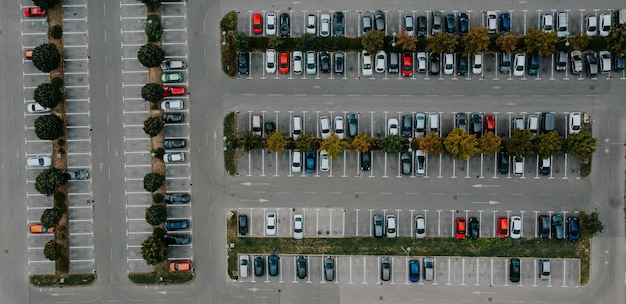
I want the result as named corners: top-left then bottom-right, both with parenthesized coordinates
top-left (539, 259), bottom-right (550, 280)
top-left (429, 112), bottom-right (439, 134)
top-left (569, 112), bottom-right (581, 134)
top-left (292, 149), bottom-right (302, 173)
top-left (306, 14), bottom-right (316, 34)
top-left (252, 115), bottom-right (262, 136)
top-left (527, 114), bottom-right (539, 136)
top-left (293, 116), bottom-right (302, 139)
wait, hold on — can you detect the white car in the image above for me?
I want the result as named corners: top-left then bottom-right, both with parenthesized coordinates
top-left (487, 11), bottom-right (497, 34)
top-left (598, 50), bottom-right (611, 73)
top-left (292, 149), bottom-right (302, 173)
top-left (443, 53), bottom-right (454, 75)
top-left (320, 14), bottom-right (331, 37)
top-left (569, 112), bottom-right (581, 134)
top-left (293, 51), bottom-right (303, 74)
top-left (161, 99), bottom-right (184, 110)
top-left (386, 215), bottom-right (397, 238)
top-left (388, 118), bottom-right (399, 135)
top-left (556, 12), bottom-right (568, 38)
top-left (415, 149), bottom-right (426, 175)
top-left (293, 214), bottom-right (304, 239)
top-left (334, 116), bottom-right (344, 139)
top-left (164, 152), bottom-right (185, 163)
top-left (416, 52), bottom-right (427, 73)
top-left (541, 14), bottom-right (553, 32)
top-left (375, 51), bottom-right (386, 73)
top-left (513, 53), bottom-right (525, 77)
top-left (599, 14), bottom-right (611, 37)
top-left (306, 14), bottom-right (316, 34)
top-left (27, 156), bottom-right (52, 167)
top-left (362, 51), bottom-right (373, 77)
top-left (319, 150), bottom-right (330, 172)
top-left (266, 212), bottom-right (276, 235)
top-left (472, 53), bottom-right (482, 75)
top-left (26, 103), bottom-right (51, 113)
top-left (513, 157), bottom-right (523, 175)
top-left (266, 13), bottom-right (276, 35)
top-left (239, 255), bottom-right (249, 278)
top-left (319, 116), bottom-right (331, 139)
top-left (584, 15), bottom-right (597, 37)
top-left (415, 215), bottom-right (426, 238)
top-left (510, 216), bottom-right (522, 239)
top-left (306, 51), bottom-right (316, 75)
top-left (266, 49), bottom-right (276, 74)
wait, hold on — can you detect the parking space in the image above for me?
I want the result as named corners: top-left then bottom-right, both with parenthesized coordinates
top-left (120, 0), bottom-right (192, 272)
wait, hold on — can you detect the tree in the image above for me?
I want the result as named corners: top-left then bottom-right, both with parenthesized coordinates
top-left (362, 30), bottom-right (384, 55)
top-left (443, 128), bottom-right (479, 160)
top-left (137, 43), bottom-right (165, 68)
top-left (139, 0), bottom-right (160, 10)
top-left (462, 27), bottom-right (490, 56)
top-left (145, 15), bottom-right (163, 43)
top-left (523, 27), bottom-right (558, 56)
top-left (378, 135), bottom-right (405, 153)
top-left (35, 167), bottom-right (66, 196)
top-left (40, 208), bottom-right (63, 228)
top-left (396, 31), bottom-right (417, 52)
top-left (569, 33), bottom-right (591, 52)
top-left (233, 31), bottom-right (250, 51)
top-left (427, 33), bottom-right (459, 54)
top-left (266, 130), bottom-right (287, 153)
top-left (43, 240), bottom-right (64, 261)
top-left (579, 210), bottom-right (604, 238)
top-left (319, 134), bottom-right (350, 160)
top-left (504, 129), bottom-right (534, 158)
top-left (143, 173), bottom-right (164, 192)
top-left (496, 32), bottom-right (520, 53)
top-left (478, 132), bottom-right (502, 154)
top-left (145, 205), bottom-right (167, 226)
top-left (295, 33), bottom-right (316, 51)
top-left (33, 0), bottom-right (60, 10)
top-left (295, 133), bottom-right (319, 151)
top-left (141, 235), bottom-right (168, 265)
top-left (34, 114), bottom-right (64, 140)
top-left (607, 25), bottom-right (626, 56)
top-left (32, 44), bottom-right (61, 73)
top-left (533, 131), bottom-right (563, 158)
top-left (567, 130), bottom-right (597, 158)
top-left (141, 83), bottom-right (163, 103)
top-left (416, 132), bottom-right (444, 154)
top-left (143, 117), bottom-right (164, 137)
top-left (267, 36), bottom-right (284, 50)
top-left (237, 131), bottom-right (263, 151)
top-left (34, 83), bottom-right (62, 109)
top-left (351, 132), bottom-right (373, 153)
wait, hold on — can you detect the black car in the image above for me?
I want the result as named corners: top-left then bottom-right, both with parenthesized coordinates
top-left (347, 114), bottom-right (358, 137)
top-left (469, 217), bottom-right (480, 240)
top-left (455, 113), bottom-right (467, 131)
top-left (401, 152), bottom-right (411, 175)
top-left (567, 216), bottom-right (580, 241)
top-left (63, 169), bottom-right (89, 181)
top-left (268, 253), bottom-right (279, 276)
top-left (528, 53), bottom-right (540, 76)
top-left (238, 52), bottom-right (249, 75)
top-left (429, 53), bottom-right (440, 75)
top-left (254, 256), bottom-right (264, 276)
top-left (417, 16), bottom-right (427, 37)
top-left (538, 215), bottom-right (550, 239)
top-left (163, 138), bottom-right (187, 149)
top-left (509, 258), bottom-right (521, 282)
top-left (457, 56), bottom-right (468, 76)
top-left (320, 51), bottom-right (331, 73)
top-left (164, 193), bottom-right (190, 204)
top-left (264, 122), bottom-right (275, 134)
top-left (279, 13), bottom-right (290, 37)
top-left (334, 53), bottom-right (344, 74)
top-left (458, 13), bottom-right (469, 35)
top-left (498, 152), bottom-right (509, 174)
top-left (374, 10), bottom-right (385, 31)
top-left (361, 151), bottom-right (371, 171)
top-left (334, 12), bottom-right (344, 37)
top-left (324, 256), bottom-right (335, 281)
top-left (445, 14), bottom-right (455, 34)
top-left (164, 234), bottom-right (190, 245)
top-left (238, 214), bottom-right (248, 235)
top-left (296, 256), bottom-right (307, 279)
top-left (401, 115), bottom-right (412, 138)
top-left (470, 113), bottom-right (482, 135)
top-left (163, 113), bottom-right (184, 124)
top-left (585, 52), bottom-right (598, 77)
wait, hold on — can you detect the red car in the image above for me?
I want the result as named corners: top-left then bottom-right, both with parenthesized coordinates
top-left (402, 53), bottom-right (413, 77)
top-left (279, 52), bottom-right (289, 74)
top-left (24, 7), bottom-right (47, 17)
top-left (252, 13), bottom-right (263, 34)
top-left (163, 86), bottom-right (186, 97)
top-left (455, 217), bottom-right (466, 240)
top-left (169, 260), bottom-right (193, 272)
top-left (30, 223), bottom-right (54, 234)
top-left (24, 49), bottom-right (34, 60)
top-left (485, 114), bottom-right (495, 132)
top-left (497, 217), bottom-right (509, 238)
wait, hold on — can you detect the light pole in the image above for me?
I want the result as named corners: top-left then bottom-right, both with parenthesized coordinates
top-left (558, 37), bottom-right (570, 47)
top-left (391, 32), bottom-right (397, 47)
top-left (222, 31), bottom-right (227, 46)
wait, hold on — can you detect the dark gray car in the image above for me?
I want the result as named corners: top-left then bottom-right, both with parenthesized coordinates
top-left (498, 152), bottom-right (509, 174)
top-left (238, 52), bottom-right (249, 75)
top-left (334, 12), bottom-right (344, 37)
top-left (63, 169), bottom-right (89, 180)
top-left (334, 53), bottom-right (344, 74)
top-left (268, 253), bottom-right (279, 276)
top-left (164, 234), bottom-right (190, 245)
top-left (348, 113), bottom-right (358, 137)
top-left (551, 214), bottom-right (564, 240)
top-left (401, 115), bottom-right (412, 138)
top-left (417, 16), bottom-right (427, 37)
top-left (500, 52), bottom-right (511, 73)
top-left (361, 151), bottom-right (371, 171)
top-left (296, 256), bottom-right (307, 279)
top-left (374, 10), bottom-right (385, 31)
top-left (538, 215), bottom-right (550, 239)
top-left (381, 257), bottom-right (391, 281)
top-left (455, 113), bottom-right (467, 131)
top-left (324, 256), bottom-right (335, 281)
top-left (254, 256), bottom-right (264, 276)
top-left (401, 152), bottom-right (411, 175)
top-left (373, 214), bottom-right (384, 238)
top-left (163, 138), bottom-right (187, 149)
top-left (470, 113), bottom-right (482, 135)
top-left (164, 193), bottom-right (190, 204)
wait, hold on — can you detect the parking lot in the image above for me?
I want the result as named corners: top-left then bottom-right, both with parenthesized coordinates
top-left (119, 0), bottom-right (193, 272)
top-left (22, 0), bottom-right (95, 274)
top-left (236, 254), bottom-right (580, 288)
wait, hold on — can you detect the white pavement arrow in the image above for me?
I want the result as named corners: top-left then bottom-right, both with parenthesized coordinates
top-left (471, 290), bottom-right (496, 295)
top-left (471, 200), bottom-right (500, 205)
top-left (239, 199), bottom-right (268, 203)
top-left (472, 184), bottom-right (501, 188)
top-left (241, 182), bottom-right (270, 186)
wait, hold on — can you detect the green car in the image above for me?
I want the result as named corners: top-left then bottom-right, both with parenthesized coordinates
top-left (161, 72), bottom-right (184, 83)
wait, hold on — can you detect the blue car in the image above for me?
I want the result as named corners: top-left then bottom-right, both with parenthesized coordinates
top-left (458, 13), bottom-right (469, 35)
top-left (409, 259), bottom-right (420, 282)
top-left (305, 151), bottom-right (316, 173)
top-left (567, 216), bottom-right (580, 241)
top-left (165, 219), bottom-right (189, 231)
top-left (268, 253), bottom-right (279, 276)
top-left (500, 13), bottom-right (511, 34)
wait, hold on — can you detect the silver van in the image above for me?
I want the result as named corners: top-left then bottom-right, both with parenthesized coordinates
top-left (423, 257), bottom-right (434, 281)
top-left (541, 112), bottom-right (555, 132)
top-left (539, 259), bottom-right (550, 280)
top-left (362, 15), bottom-right (372, 35)
top-left (429, 112), bottom-right (439, 135)
top-left (500, 52), bottom-right (512, 73)
top-left (388, 52), bottom-right (399, 74)
top-left (293, 116), bottom-right (302, 139)
top-left (527, 114), bottom-right (539, 137)
top-left (252, 115), bottom-right (263, 136)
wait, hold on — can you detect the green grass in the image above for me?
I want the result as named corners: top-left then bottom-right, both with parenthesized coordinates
top-left (224, 112), bottom-right (237, 175)
top-left (128, 272), bottom-right (194, 285)
top-left (30, 274), bottom-right (96, 287)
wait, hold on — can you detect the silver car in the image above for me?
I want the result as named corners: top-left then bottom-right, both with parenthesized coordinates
top-left (305, 51), bottom-right (316, 75)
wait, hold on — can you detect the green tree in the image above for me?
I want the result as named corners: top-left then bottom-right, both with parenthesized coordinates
top-left (396, 31), bottom-right (417, 52)
top-left (607, 25), bottom-right (626, 56)
top-left (361, 30), bottom-right (384, 55)
top-left (33, 0), bottom-right (60, 10)
top-left (145, 15), bottom-right (163, 43)
top-left (295, 133), bottom-right (319, 151)
top-left (266, 129), bottom-right (287, 153)
top-left (141, 235), bottom-right (168, 265)
top-left (153, 227), bottom-right (167, 238)
top-left (40, 208), bottom-right (63, 228)
top-left (237, 131), bottom-right (264, 151)
top-left (579, 210), bottom-right (604, 238)
top-left (462, 27), bottom-right (490, 56)
top-left (137, 43), bottom-right (165, 68)
top-left (351, 132), bottom-right (374, 153)
top-left (34, 83), bottom-right (62, 110)
top-left (143, 173), bottom-right (165, 192)
top-left (569, 33), bottom-right (591, 52)
top-left (232, 31), bottom-right (250, 51)
top-left (427, 33), bottom-right (459, 54)
top-left (379, 135), bottom-right (405, 153)
top-left (35, 167), bottom-right (66, 196)
top-left (48, 25), bottom-right (62, 40)
top-left (319, 134), bottom-right (350, 160)
top-left (478, 132), bottom-right (502, 154)
top-left (416, 132), bottom-right (444, 154)
top-left (496, 32), bottom-right (520, 53)
top-left (43, 240), bottom-right (64, 261)
top-left (524, 27), bottom-right (558, 56)
top-left (141, 83), bottom-right (163, 103)
top-left (533, 131), bottom-right (564, 158)
top-left (295, 33), bottom-right (316, 51)
top-left (567, 130), bottom-right (597, 158)
top-left (267, 36), bottom-right (284, 50)
top-left (32, 44), bottom-right (61, 73)
top-left (143, 117), bottom-right (164, 137)
top-left (139, 0), bottom-right (160, 10)
top-left (443, 128), bottom-right (479, 160)
top-left (504, 129), bottom-right (534, 158)
top-left (145, 205), bottom-right (167, 226)
top-left (34, 115), bottom-right (64, 140)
